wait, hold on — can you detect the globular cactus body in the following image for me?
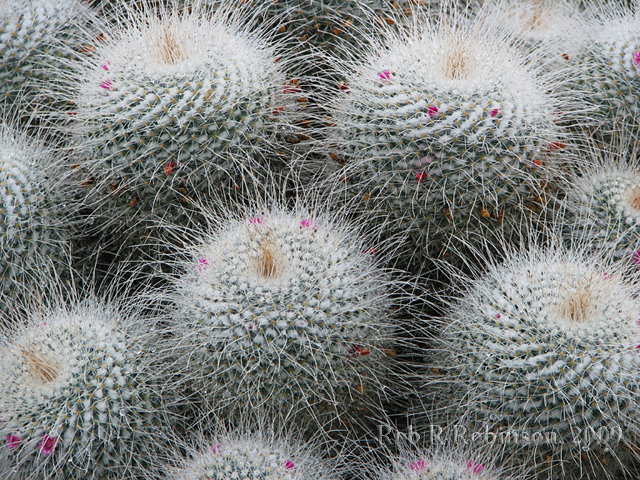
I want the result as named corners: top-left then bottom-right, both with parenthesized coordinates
top-left (0, 123), bottom-right (67, 307)
top-left (426, 244), bottom-right (640, 478)
top-left (0, 300), bottom-right (174, 480)
top-left (62, 4), bottom-right (300, 249)
top-left (563, 159), bottom-right (640, 269)
top-left (327, 11), bottom-right (568, 269)
top-left (166, 204), bottom-right (399, 434)
top-left (0, 0), bottom-right (95, 114)
top-left (167, 430), bottom-right (335, 480)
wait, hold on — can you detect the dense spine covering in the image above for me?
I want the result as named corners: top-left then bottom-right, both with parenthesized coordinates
top-left (0, 0), bottom-right (97, 114)
top-left (166, 430), bottom-right (335, 480)
top-left (61, 2), bottom-right (302, 249)
top-left (425, 244), bottom-right (640, 479)
top-left (0, 123), bottom-right (67, 308)
top-left (0, 299), bottom-right (175, 480)
top-left (562, 158), bottom-right (640, 270)
top-left (166, 204), bottom-right (400, 434)
top-left (570, 5), bottom-right (640, 138)
top-left (326, 8), bottom-right (569, 270)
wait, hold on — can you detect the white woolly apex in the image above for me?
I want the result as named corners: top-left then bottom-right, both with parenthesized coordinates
top-left (72, 3), bottom-right (283, 101)
top-left (191, 207), bottom-right (379, 288)
top-left (488, 0), bottom-right (584, 52)
top-left (458, 245), bottom-right (640, 333)
top-left (168, 431), bottom-right (337, 480)
top-left (341, 7), bottom-right (552, 114)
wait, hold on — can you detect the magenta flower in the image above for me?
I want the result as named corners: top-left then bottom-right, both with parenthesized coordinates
top-left (632, 249), bottom-right (640, 266)
top-left (248, 216), bottom-right (264, 225)
top-left (378, 69), bottom-right (393, 82)
top-left (285, 460), bottom-right (295, 469)
top-left (100, 79), bottom-right (113, 90)
top-left (467, 461), bottom-right (484, 474)
top-left (38, 435), bottom-right (57, 456)
top-left (210, 444), bottom-right (222, 454)
top-left (100, 61), bottom-right (111, 71)
top-left (300, 218), bottom-right (317, 230)
top-left (490, 108), bottom-right (499, 118)
top-left (409, 459), bottom-right (428, 470)
top-left (427, 106), bottom-right (439, 118)
top-left (633, 51), bottom-right (640, 67)
top-left (196, 258), bottom-right (209, 272)
top-left (6, 435), bottom-right (20, 449)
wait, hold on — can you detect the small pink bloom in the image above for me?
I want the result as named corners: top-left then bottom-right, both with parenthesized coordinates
top-left (6, 435), bottom-right (20, 449)
top-left (35, 322), bottom-right (47, 328)
top-left (300, 218), bottom-right (317, 230)
top-left (415, 172), bottom-right (428, 183)
top-left (495, 313), bottom-right (501, 319)
top-left (603, 272), bottom-right (612, 280)
top-left (38, 435), bottom-right (57, 456)
top-left (410, 459), bottom-right (428, 471)
top-left (633, 51), bottom-right (640, 67)
top-left (100, 61), bottom-right (110, 71)
top-left (490, 108), bottom-right (499, 118)
top-left (467, 461), bottom-right (484, 474)
top-left (249, 216), bottom-right (264, 225)
top-left (633, 249), bottom-right (640, 266)
top-left (100, 79), bottom-right (112, 90)
top-left (285, 460), bottom-right (295, 469)
top-left (210, 444), bottom-right (222, 454)
top-left (196, 258), bottom-right (209, 272)
top-left (378, 69), bottom-right (393, 82)
top-left (636, 319), bottom-right (640, 326)
top-left (427, 106), bottom-right (439, 118)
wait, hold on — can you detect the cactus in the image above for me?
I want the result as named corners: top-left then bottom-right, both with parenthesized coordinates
top-left (424, 241), bottom-right (640, 479)
top-left (569, 4), bottom-right (640, 138)
top-left (60, 2), bottom-right (302, 252)
top-left (562, 152), bottom-right (640, 271)
top-left (325, 8), bottom-right (570, 271)
top-left (379, 448), bottom-right (510, 480)
top-left (165, 203), bottom-right (401, 437)
top-left (0, 297), bottom-right (176, 480)
top-left (0, 0), bottom-right (98, 116)
top-left (166, 429), bottom-right (336, 480)
top-left (0, 122), bottom-right (68, 315)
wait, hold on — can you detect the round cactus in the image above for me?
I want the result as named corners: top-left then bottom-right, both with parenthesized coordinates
top-left (0, 122), bottom-right (68, 313)
top-left (379, 447), bottom-right (511, 480)
top-left (166, 429), bottom-right (336, 480)
top-left (165, 203), bottom-right (401, 436)
top-left (562, 154), bottom-right (640, 271)
top-left (569, 4), bottom-right (640, 138)
top-left (0, 298), bottom-right (175, 480)
top-left (326, 9), bottom-right (571, 271)
top-left (0, 0), bottom-right (98, 116)
top-left (61, 3), bottom-right (302, 251)
top-left (424, 242), bottom-right (640, 479)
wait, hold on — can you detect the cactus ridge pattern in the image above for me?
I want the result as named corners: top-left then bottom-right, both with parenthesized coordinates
top-left (0, 300), bottom-right (174, 480)
top-left (326, 8), bottom-right (570, 269)
top-left (426, 244), bottom-right (640, 479)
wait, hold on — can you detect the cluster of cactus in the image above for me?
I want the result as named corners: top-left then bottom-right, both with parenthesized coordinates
top-left (166, 204), bottom-right (400, 435)
top-left (0, 298), bottom-right (175, 479)
top-left (5, 0), bottom-right (640, 479)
